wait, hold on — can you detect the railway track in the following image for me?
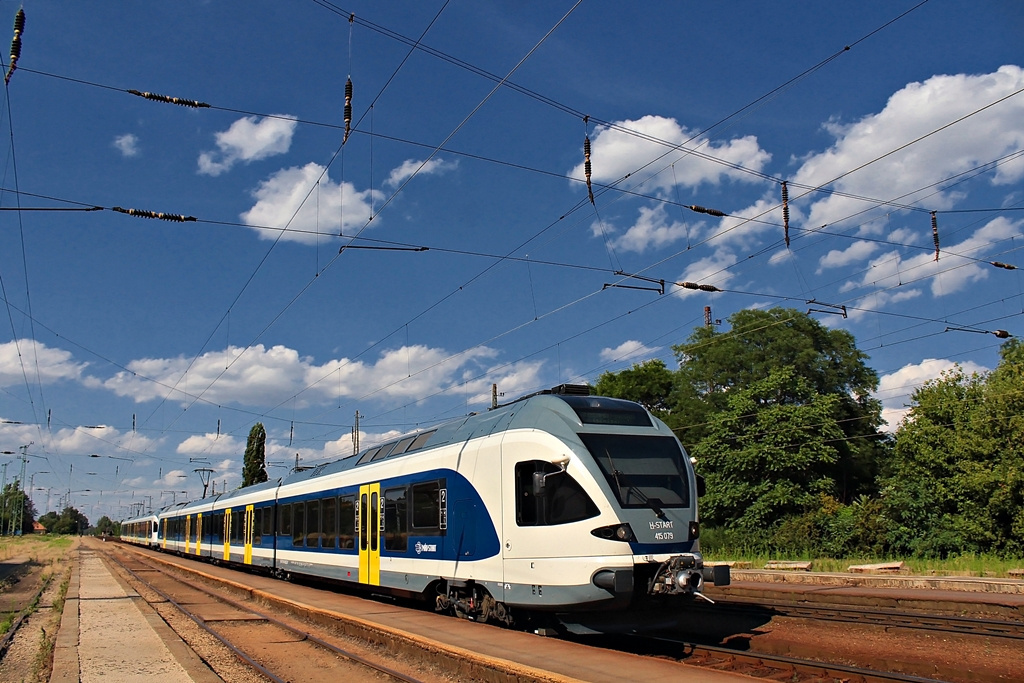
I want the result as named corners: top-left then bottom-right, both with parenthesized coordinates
top-left (699, 597), bottom-right (1024, 640)
top-left (102, 544), bottom-right (431, 683)
top-left (103, 541), bottom-right (1023, 683)
top-left (624, 633), bottom-right (948, 683)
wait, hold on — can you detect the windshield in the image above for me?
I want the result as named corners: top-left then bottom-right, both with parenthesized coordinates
top-left (579, 433), bottom-right (690, 510)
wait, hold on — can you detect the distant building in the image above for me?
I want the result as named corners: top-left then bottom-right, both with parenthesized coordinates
top-left (32, 520), bottom-right (46, 534)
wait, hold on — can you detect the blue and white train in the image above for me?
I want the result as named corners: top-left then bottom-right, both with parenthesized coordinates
top-left (121, 385), bottom-right (729, 631)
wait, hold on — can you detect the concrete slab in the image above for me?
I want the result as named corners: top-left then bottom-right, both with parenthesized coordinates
top-left (50, 548), bottom-right (220, 683)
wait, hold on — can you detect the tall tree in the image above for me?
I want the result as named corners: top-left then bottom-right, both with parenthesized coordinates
top-left (673, 307), bottom-right (885, 502)
top-left (883, 340), bottom-right (1024, 556)
top-left (694, 367), bottom-right (845, 533)
top-left (0, 481), bottom-right (36, 535)
top-left (594, 359), bottom-right (676, 419)
top-left (242, 422), bottom-right (269, 487)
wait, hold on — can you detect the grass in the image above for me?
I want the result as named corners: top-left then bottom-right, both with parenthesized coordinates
top-left (702, 549), bottom-right (1024, 577)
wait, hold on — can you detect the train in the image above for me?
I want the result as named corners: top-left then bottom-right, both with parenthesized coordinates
top-left (120, 384), bottom-right (729, 632)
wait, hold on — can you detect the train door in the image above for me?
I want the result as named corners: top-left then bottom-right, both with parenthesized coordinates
top-left (162, 519), bottom-right (168, 549)
top-left (195, 513), bottom-right (203, 556)
top-left (358, 483), bottom-right (381, 585)
top-left (223, 508), bottom-right (231, 561)
top-left (185, 515), bottom-right (192, 554)
top-left (243, 504), bottom-right (254, 565)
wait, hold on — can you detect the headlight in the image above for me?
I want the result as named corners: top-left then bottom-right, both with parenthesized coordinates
top-left (590, 523), bottom-right (634, 542)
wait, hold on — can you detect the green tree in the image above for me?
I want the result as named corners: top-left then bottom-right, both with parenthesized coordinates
top-left (883, 340), bottom-right (1024, 557)
top-left (242, 422), bottom-right (268, 487)
top-left (38, 510), bottom-right (59, 533)
top-left (93, 515), bottom-right (119, 537)
top-left (967, 338), bottom-right (1024, 555)
top-left (594, 359), bottom-right (676, 418)
top-left (673, 307), bottom-right (885, 502)
top-left (46, 507), bottom-right (89, 535)
top-left (694, 367), bottom-right (846, 539)
top-left (0, 481), bottom-right (36, 535)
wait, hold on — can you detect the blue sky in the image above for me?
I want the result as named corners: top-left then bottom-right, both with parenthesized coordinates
top-left (1, 1), bottom-right (1022, 524)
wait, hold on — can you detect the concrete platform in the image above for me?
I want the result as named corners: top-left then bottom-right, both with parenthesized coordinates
top-left (50, 546), bottom-right (220, 683)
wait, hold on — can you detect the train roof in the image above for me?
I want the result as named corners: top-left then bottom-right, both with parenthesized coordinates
top-left (273, 387), bottom-right (654, 488)
top-left (137, 387), bottom-right (657, 511)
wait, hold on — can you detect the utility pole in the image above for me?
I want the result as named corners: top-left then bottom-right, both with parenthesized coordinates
top-left (13, 447), bottom-right (28, 535)
top-left (1, 461), bottom-right (7, 536)
top-left (352, 410), bottom-right (361, 454)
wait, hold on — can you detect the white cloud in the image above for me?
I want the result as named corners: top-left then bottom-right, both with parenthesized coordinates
top-left (609, 204), bottom-right (693, 253)
top-left (384, 157), bottom-right (457, 188)
top-left (102, 342), bottom-right (509, 408)
top-left (874, 358), bottom-right (988, 431)
top-left (240, 162), bottom-right (381, 244)
top-left (567, 115), bottom-right (771, 194)
top-left (796, 65), bottom-right (1024, 231)
top-left (460, 359), bottom-right (546, 406)
top-left (198, 115), bottom-right (298, 176)
top-left (0, 418), bottom-right (160, 459)
top-left (672, 249), bottom-right (737, 298)
top-left (817, 240), bottom-right (880, 273)
top-left (841, 216), bottom-right (1022, 300)
top-left (0, 340), bottom-right (89, 387)
top-left (176, 433), bottom-right (243, 456)
top-left (599, 340), bottom-right (657, 364)
top-left (113, 133), bottom-right (139, 157)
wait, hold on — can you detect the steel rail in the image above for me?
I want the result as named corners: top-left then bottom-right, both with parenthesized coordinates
top-left (703, 597), bottom-right (1024, 640)
top-left (0, 573), bottom-right (53, 660)
top-left (633, 634), bottom-right (948, 683)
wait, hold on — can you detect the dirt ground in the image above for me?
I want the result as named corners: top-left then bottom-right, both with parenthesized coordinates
top-left (0, 536), bottom-right (77, 683)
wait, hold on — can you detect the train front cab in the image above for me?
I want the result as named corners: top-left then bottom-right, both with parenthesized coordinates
top-left (497, 394), bottom-right (729, 623)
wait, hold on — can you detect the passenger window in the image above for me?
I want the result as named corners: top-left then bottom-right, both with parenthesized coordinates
top-left (306, 499), bottom-right (321, 548)
top-left (339, 495), bottom-right (356, 550)
top-left (407, 430), bottom-right (436, 453)
top-left (253, 509), bottom-right (262, 546)
top-left (360, 494), bottom-right (368, 551)
top-left (411, 481), bottom-right (442, 530)
top-left (322, 497), bottom-right (337, 549)
top-left (262, 506), bottom-right (273, 537)
top-left (278, 503), bottom-right (292, 537)
top-left (372, 443), bottom-right (398, 461)
top-left (357, 447), bottom-right (381, 465)
top-left (293, 501), bottom-right (305, 547)
top-left (515, 460), bottom-right (599, 526)
top-left (390, 436), bottom-right (417, 456)
top-left (384, 487), bottom-right (408, 551)
top-left (231, 509), bottom-right (242, 543)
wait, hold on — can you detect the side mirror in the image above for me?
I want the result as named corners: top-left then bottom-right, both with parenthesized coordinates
top-left (532, 471), bottom-right (547, 496)
top-left (696, 474), bottom-right (706, 498)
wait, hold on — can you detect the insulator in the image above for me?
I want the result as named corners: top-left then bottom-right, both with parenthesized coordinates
top-left (991, 261), bottom-right (1017, 270)
top-left (4, 9), bottom-right (23, 85)
top-left (584, 133), bottom-right (594, 205)
top-left (688, 205), bottom-right (726, 217)
top-left (112, 206), bottom-right (197, 222)
top-left (343, 77), bottom-right (353, 145)
top-left (127, 89), bottom-right (210, 108)
top-left (781, 181), bottom-right (790, 248)
top-left (993, 330), bottom-right (1011, 339)
top-left (679, 281), bottom-right (721, 292)
top-left (931, 211), bottom-right (940, 261)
